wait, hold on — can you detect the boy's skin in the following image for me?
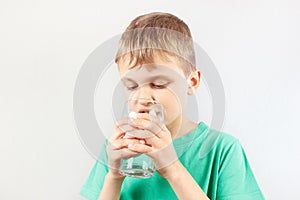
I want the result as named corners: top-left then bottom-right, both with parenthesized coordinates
top-left (98, 54), bottom-right (210, 200)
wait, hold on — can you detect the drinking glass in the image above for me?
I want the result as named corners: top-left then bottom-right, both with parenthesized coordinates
top-left (119, 98), bottom-right (164, 178)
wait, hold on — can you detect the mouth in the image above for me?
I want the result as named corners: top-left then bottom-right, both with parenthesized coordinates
top-left (129, 109), bottom-right (150, 119)
top-left (138, 109), bottom-right (150, 114)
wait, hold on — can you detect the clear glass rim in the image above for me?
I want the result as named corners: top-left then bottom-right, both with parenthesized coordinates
top-left (127, 97), bottom-right (159, 105)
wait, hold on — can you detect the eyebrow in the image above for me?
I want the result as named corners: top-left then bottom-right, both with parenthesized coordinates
top-left (121, 75), bottom-right (173, 83)
top-left (121, 77), bottom-right (134, 82)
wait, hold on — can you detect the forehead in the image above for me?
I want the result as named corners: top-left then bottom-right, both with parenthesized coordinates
top-left (120, 64), bottom-right (186, 84)
top-left (118, 55), bottom-right (186, 82)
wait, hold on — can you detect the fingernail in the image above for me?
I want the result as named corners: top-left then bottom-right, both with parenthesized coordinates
top-left (136, 113), bottom-right (143, 118)
top-left (129, 111), bottom-right (137, 119)
top-left (139, 140), bottom-right (145, 144)
top-left (149, 109), bottom-right (156, 117)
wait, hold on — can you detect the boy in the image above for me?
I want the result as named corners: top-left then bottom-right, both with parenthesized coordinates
top-left (80, 12), bottom-right (264, 200)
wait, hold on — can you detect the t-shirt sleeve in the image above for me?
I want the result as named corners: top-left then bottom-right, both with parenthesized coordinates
top-left (217, 138), bottom-right (265, 200)
top-left (79, 141), bottom-right (109, 200)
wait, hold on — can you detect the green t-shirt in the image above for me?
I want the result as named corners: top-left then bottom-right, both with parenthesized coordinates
top-left (79, 122), bottom-right (265, 200)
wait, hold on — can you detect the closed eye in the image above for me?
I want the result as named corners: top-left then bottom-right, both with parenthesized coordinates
top-left (126, 85), bottom-right (138, 90)
top-left (150, 83), bottom-right (168, 89)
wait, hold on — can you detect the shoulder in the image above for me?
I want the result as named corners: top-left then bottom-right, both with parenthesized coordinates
top-left (193, 122), bottom-right (242, 159)
top-left (198, 123), bottom-right (243, 158)
top-left (197, 122), bottom-right (239, 144)
top-left (201, 122), bottom-right (240, 147)
top-left (215, 131), bottom-right (240, 148)
top-left (204, 127), bottom-right (248, 168)
top-left (212, 128), bottom-right (242, 153)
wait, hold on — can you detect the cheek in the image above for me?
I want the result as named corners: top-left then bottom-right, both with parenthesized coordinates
top-left (164, 103), bottom-right (181, 124)
top-left (156, 90), bottom-right (183, 124)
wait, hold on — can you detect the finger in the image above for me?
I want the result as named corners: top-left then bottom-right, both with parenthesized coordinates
top-left (133, 112), bottom-right (163, 127)
top-left (124, 128), bottom-right (156, 139)
top-left (115, 118), bottom-right (146, 136)
top-left (109, 138), bottom-right (142, 150)
top-left (109, 125), bottom-right (126, 141)
top-left (115, 147), bottom-right (140, 159)
top-left (143, 135), bottom-right (163, 147)
top-left (127, 143), bottom-right (152, 154)
top-left (123, 128), bottom-right (162, 147)
top-left (115, 117), bottom-right (132, 127)
top-left (148, 143), bottom-right (178, 170)
top-left (118, 124), bottom-right (136, 134)
top-left (108, 148), bottom-right (140, 170)
top-left (110, 118), bottom-right (135, 141)
top-left (129, 117), bottom-right (164, 138)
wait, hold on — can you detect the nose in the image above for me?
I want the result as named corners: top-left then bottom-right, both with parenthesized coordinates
top-left (129, 85), bottom-right (155, 105)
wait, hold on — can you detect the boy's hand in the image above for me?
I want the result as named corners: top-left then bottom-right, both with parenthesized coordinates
top-left (124, 113), bottom-right (179, 178)
top-left (106, 118), bottom-right (146, 179)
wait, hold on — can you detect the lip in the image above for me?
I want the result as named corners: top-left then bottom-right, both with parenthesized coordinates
top-left (137, 109), bottom-right (151, 113)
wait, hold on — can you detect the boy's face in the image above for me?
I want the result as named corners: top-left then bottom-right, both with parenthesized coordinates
top-left (118, 55), bottom-right (191, 126)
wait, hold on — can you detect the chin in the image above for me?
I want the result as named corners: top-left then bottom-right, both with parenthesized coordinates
top-left (164, 114), bottom-right (182, 126)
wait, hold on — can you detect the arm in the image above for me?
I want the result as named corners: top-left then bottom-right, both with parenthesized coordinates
top-left (97, 120), bottom-right (146, 200)
top-left (98, 172), bottom-right (124, 200)
top-left (216, 139), bottom-right (265, 199)
top-left (161, 161), bottom-right (209, 200)
top-left (127, 114), bottom-right (210, 199)
top-left (79, 120), bottom-right (145, 200)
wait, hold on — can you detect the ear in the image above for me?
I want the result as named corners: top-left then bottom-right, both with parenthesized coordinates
top-left (187, 69), bottom-right (201, 95)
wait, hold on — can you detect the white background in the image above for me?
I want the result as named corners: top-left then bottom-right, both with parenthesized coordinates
top-left (1, 0), bottom-right (299, 199)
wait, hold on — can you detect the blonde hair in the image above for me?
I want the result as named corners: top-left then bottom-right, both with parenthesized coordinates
top-left (115, 12), bottom-right (196, 77)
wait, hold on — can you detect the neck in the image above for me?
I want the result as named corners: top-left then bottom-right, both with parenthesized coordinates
top-left (166, 114), bottom-right (198, 139)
